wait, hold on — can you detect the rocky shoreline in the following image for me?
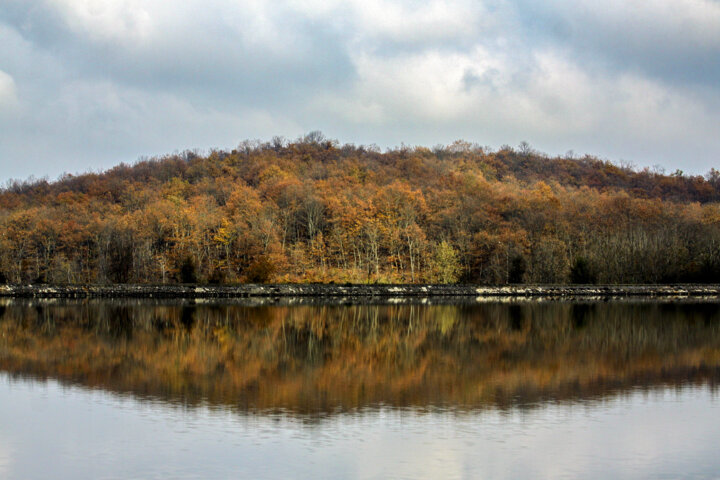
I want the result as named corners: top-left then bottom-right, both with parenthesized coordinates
top-left (2, 283), bottom-right (720, 299)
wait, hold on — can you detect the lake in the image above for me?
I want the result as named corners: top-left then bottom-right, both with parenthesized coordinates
top-left (1, 298), bottom-right (720, 479)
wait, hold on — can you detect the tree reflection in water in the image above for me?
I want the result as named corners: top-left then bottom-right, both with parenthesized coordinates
top-left (1, 299), bottom-right (719, 414)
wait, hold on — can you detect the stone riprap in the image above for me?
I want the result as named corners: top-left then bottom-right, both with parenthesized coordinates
top-left (1, 284), bottom-right (720, 299)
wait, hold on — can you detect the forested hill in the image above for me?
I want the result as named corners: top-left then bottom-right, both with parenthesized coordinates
top-left (2, 136), bottom-right (720, 285)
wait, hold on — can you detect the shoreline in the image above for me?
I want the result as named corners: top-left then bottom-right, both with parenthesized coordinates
top-left (3, 283), bottom-right (720, 299)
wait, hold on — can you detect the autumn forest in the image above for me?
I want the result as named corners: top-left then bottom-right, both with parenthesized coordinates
top-left (2, 133), bottom-right (720, 285)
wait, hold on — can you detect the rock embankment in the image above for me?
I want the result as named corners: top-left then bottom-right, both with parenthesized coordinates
top-left (1, 284), bottom-right (720, 299)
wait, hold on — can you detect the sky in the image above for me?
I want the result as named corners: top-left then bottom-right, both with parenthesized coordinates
top-left (0, 0), bottom-right (719, 182)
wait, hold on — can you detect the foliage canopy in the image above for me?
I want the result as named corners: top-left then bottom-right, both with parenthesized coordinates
top-left (2, 136), bottom-right (720, 284)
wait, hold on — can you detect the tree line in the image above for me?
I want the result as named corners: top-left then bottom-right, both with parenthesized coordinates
top-left (2, 133), bottom-right (720, 285)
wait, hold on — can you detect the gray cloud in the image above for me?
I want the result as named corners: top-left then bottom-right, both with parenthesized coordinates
top-left (0, 0), bottom-right (719, 182)
top-left (511, 0), bottom-right (720, 86)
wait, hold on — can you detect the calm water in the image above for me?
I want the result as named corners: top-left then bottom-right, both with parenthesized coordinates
top-left (1, 298), bottom-right (720, 479)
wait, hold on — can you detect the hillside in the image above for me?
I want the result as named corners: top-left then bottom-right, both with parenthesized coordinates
top-left (2, 135), bottom-right (720, 285)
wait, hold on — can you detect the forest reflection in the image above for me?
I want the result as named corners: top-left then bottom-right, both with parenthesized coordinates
top-left (1, 299), bottom-right (719, 414)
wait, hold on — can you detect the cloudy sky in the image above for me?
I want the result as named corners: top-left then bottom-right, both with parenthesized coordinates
top-left (1, 0), bottom-right (719, 182)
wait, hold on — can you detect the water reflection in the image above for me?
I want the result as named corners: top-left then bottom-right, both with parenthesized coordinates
top-left (1, 298), bottom-right (720, 413)
top-left (1, 375), bottom-right (719, 480)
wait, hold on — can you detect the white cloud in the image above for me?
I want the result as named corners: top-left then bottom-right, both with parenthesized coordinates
top-left (296, 0), bottom-right (486, 44)
top-left (46, 0), bottom-right (152, 41)
top-left (44, 0), bottom-right (327, 56)
top-left (0, 75), bottom-right (302, 180)
top-left (561, 0), bottom-right (720, 48)
top-left (312, 44), bottom-right (720, 169)
top-left (1, 0), bottom-right (720, 179)
top-left (349, 50), bottom-right (482, 121)
top-left (0, 70), bottom-right (19, 112)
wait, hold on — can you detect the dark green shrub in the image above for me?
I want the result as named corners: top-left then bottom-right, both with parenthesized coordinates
top-left (694, 257), bottom-right (720, 283)
top-left (570, 257), bottom-right (596, 284)
top-left (508, 255), bottom-right (526, 284)
top-left (179, 256), bottom-right (198, 284)
top-left (107, 232), bottom-right (134, 283)
top-left (208, 268), bottom-right (226, 285)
